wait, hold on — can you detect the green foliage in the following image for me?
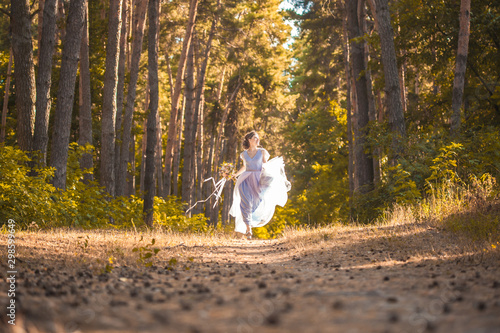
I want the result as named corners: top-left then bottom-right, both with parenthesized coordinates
top-left (0, 145), bottom-right (207, 232)
top-left (252, 205), bottom-right (300, 239)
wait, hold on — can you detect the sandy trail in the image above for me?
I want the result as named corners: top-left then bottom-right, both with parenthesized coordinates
top-left (1, 224), bottom-right (499, 333)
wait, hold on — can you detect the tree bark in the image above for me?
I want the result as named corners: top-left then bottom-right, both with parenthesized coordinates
top-left (346, 0), bottom-right (374, 194)
top-left (100, 0), bottom-right (123, 196)
top-left (450, 0), bottom-right (471, 135)
top-left (173, 96), bottom-right (185, 197)
top-left (78, 1), bottom-right (93, 183)
top-left (195, 94), bottom-right (205, 214)
top-left (0, 49), bottom-right (12, 144)
top-left (163, 0), bottom-right (199, 196)
top-left (49, 0), bottom-right (86, 189)
top-left (114, 0), bottom-right (129, 190)
top-left (33, 0), bottom-right (57, 163)
top-left (143, 0), bottom-right (160, 227)
top-left (116, 0), bottom-right (148, 197)
top-left (187, 2), bottom-right (220, 210)
top-left (342, 13), bottom-right (355, 207)
top-left (182, 42), bottom-right (196, 204)
top-left (372, 0), bottom-right (405, 160)
top-left (11, 0), bottom-right (36, 151)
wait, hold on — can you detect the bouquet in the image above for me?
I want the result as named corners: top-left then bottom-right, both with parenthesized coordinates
top-left (219, 162), bottom-right (236, 180)
top-left (185, 162), bottom-right (235, 214)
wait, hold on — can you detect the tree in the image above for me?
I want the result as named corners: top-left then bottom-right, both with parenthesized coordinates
top-left (33, 0), bottom-right (57, 164)
top-left (372, 0), bottom-right (406, 159)
top-left (346, 0), bottom-right (374, 193)
top-left (144, 0), bottom-right (160, 227)
top-left (181, 42), bottom-right (196, 205)
top-left (450, 0), bottom-right (471, 135)
top-left (101, 0), bottom-right (123, 196)
top-left (11, 0), bottom-right (35, 151)
top-left (78, 0), bottom-right (93, 182)
top-left (49, 0), bottom-right (87, 189)
top-left (0, 48), bottom-right (12, 143)
top-left (116, 0), bottom-right (148, 197)
top-left (163, 0), bottom-right (199, 196)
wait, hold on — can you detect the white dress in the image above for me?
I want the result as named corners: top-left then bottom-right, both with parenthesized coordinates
top-left (229, 148), bottom-right (291, 234)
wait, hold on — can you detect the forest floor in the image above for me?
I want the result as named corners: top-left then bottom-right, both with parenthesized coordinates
top-left (1, 221), bottom-right (500, 333)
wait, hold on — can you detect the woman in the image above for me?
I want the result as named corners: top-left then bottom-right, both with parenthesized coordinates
top-left (230, 131), bottom-right (290, 239)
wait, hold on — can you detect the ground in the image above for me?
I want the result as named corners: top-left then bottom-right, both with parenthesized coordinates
top-left (1, 221), bottom-right (499, 333)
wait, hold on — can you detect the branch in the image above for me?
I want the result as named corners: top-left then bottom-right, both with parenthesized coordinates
top-left (0, 8), bottom-right (10, 18)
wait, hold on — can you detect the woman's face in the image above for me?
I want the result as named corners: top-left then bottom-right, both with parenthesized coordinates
top-left (250, 134), bottom-right (260, 147)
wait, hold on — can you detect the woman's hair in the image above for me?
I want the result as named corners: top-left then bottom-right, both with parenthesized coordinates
top-left (242, 130), bottom-right (257, 150)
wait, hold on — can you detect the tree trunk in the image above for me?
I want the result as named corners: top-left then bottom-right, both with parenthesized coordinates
top-left (143, 0), bottom-right (160, 227)
top-left (33, 0), bottom-right (57, 163)
top-left (156, 113), bottom-right (163, 196)
top-left (127, 131), bottom-right (136, 195)
top-left (116, 0), bottom-right (147, 197)
top-left (373, 0), bottom-right (405, 160)
top-left (0, 49), bottom-right (12, 144)
top-left (38, 0), bottom-right (45, 61)
top-left (342, 13), bottom-right (355, 206)
top-left (188, 3), bottom-right (220, 210)
top-left (346, 0), bottom-right (374, 194)
top-left (100, 0), bottom-right (123, 196)
top-left (78, 1), bottom-right (93, 183)
top-left (450, 0), bottom-right (471, 135)
top-left (360, 1), bottom-right (380, 186)
top-left (163, 0), bottom-right (199, 196)
top-left (182, 42), bottom-right (196, 205)
top-left (49, 0), bottom-right (86, 189)
top-left (195, 94), bottom-right (205, 214)
top-left (173, 96), bottom-right (185, 197)
top-left (11, 0), bottom-right (36, 151)
top-left (140, 81), bottom-right (150, 195)
top-left (221, 102), bottom-right (238, 225)
top-left (114, 0), bottom-right (129, 190)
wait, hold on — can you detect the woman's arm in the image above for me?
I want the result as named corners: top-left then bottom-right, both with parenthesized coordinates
top-left (262, 148), bottom-right (270, 163)
top-left (232, 153), bottom-right (246, 178)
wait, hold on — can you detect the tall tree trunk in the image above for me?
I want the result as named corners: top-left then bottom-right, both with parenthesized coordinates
top-left (116, 0), bottom-right (147, 197)
top-left (163, 0), bottom-right (199, 196)
top-left (360, 1), bottom-right (380, 186)
top-left (78, 1), bottom-right (93, 183)
top-left (143, 0), bottom-right (160, 227)
top-left (188, 2), bottom-right (220, 210)
top-left (372, 0), bottom-right (405, 160)
top-left (156, 113), bottom-right (163, 196)
top-left (182, 42), bottom-right (196, 204)
top-left (195, 95), bottom-right (205, 214)
top-left (346, 0), bottom-right (374, 194)
top-left (173, 96), bottom-right (185, 196)
top-left (38, 0), bottom-right (45, 60)
top-left (101, 0), bottom-right (123, 196)
top-left (33, 0), bottom-right (57, 163)
top-left (11, 0), bottom-right (36, 151)
top-left (221, 102), bottom-right (238, 225)
top-left (114, 0), bottom-right (129, 190)
top-left (49, 0), bottom-right (86, 189)
top-left (342, 13), bottom-right (355, 208)
top-left (450, 0), bottom-right (471, 135)
top-left (0, 49), bottom-right (13, 144)
top-left (128, 131), bottom-right (136, 195)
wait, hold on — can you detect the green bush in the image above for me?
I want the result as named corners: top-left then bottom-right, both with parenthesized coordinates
top-left (0, 145), bottom-right (208, 231)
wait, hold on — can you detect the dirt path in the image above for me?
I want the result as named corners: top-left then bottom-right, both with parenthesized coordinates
top-left (1, 224), bottom-right (500, 333)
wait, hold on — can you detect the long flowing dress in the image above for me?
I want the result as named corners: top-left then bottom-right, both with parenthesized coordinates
top-left (230, 148), bottom-right (291, 234)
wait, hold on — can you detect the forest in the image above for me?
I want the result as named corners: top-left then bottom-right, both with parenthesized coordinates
top-left (1, 0), bottom-right (499, 239)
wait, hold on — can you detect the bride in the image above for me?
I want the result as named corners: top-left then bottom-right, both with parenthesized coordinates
top-left (230, 131), bottom-right (291, 239)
